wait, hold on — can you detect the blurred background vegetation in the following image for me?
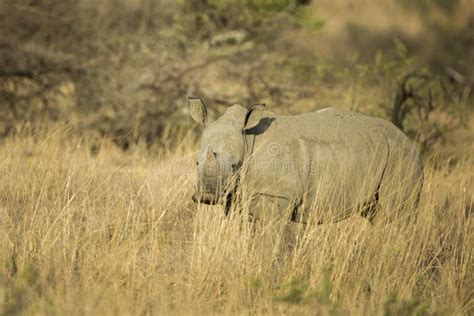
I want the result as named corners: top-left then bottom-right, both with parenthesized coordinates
top-left (1, 0), bottom-right (472, 153)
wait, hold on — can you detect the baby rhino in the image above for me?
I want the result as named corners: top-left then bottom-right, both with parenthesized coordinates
top-left (189, 98), bottom-right (423, 224)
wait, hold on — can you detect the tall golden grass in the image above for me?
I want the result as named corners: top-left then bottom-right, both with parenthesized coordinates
top-left (0, 125), bottom-right (472, 315)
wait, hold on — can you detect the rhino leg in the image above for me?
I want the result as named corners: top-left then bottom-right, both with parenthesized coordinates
top-left (360, 191), bottom-right (380, 224)
top-left (377, 146), bottom-right (423, 222)
top-left (249, 194), bottom-right (303, 254)
top-left (249, 194), bottom-right (294, 223)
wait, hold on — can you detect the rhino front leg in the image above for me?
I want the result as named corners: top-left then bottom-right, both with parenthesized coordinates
top-left (249, 194), bottom-right (294, 223)
top-left (249, 194), bottom-right (303, 256)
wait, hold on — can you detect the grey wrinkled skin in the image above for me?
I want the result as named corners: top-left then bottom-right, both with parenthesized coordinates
top-left (189, 98), bottom-right (424, 224)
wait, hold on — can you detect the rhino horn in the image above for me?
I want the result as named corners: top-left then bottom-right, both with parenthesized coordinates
top-left (205, 147), bottom-right (217, 163)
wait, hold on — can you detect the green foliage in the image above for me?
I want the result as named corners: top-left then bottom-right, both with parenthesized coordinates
top-left (383, 291), bottom-right (430, 316)
top-left (273, 278), bottom-right (310, 304)
top-left (283, 37), bottom-right (468, 153)
top-left (273, 270), bottom-right (333, 306)
top-left (244, 0), bottom-right (292, 16)
top-left (293, 6), bottom-right (325, 32)
top-left (374, 38), bottom-right (415, 83)
top-left (0, 0), bottom-right (470, 154)
top-left (371, 39), bottom-right (467, 151)
top-left (394, 37), bottom-right (408, 59)
top-left (1, 261), bottom-right (44, 316)
top-left (182, 0), bottom-right (319, 32)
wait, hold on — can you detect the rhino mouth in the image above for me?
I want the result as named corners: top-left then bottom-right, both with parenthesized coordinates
top-left (193, 176), bottom-right (239, 205)
top-left (192, 191), bottom-right (223, 205)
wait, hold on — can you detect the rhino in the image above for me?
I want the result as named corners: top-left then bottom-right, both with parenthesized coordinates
top-left (189, 98), bottom-right (423, 224)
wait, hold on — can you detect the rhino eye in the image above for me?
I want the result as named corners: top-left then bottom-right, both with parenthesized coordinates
top-left (231, 163), bottom-right (237, 171)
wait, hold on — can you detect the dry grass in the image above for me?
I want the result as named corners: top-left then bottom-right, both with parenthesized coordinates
top-left (0, 125), bottom-right (472, 315)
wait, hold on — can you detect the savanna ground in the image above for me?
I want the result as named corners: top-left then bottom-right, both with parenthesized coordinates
top-left (1, 0), bottom-right (473, 315)
top-left (0, 119), bottom-right (473, 315)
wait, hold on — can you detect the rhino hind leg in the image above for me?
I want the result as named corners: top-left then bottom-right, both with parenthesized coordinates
top-left (360, 191), bottom-right (380, 224)
top-left (376, 151), bottom-right (423, 222)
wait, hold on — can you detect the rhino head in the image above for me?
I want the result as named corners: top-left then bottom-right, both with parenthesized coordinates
top-left (188, 98), bottom-right (264, 205)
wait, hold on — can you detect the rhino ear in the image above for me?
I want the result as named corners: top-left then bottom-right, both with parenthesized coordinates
top-left (188, 97), bottom-right (208, 126)
top-left (243, 104), bottom-right (265, 130)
